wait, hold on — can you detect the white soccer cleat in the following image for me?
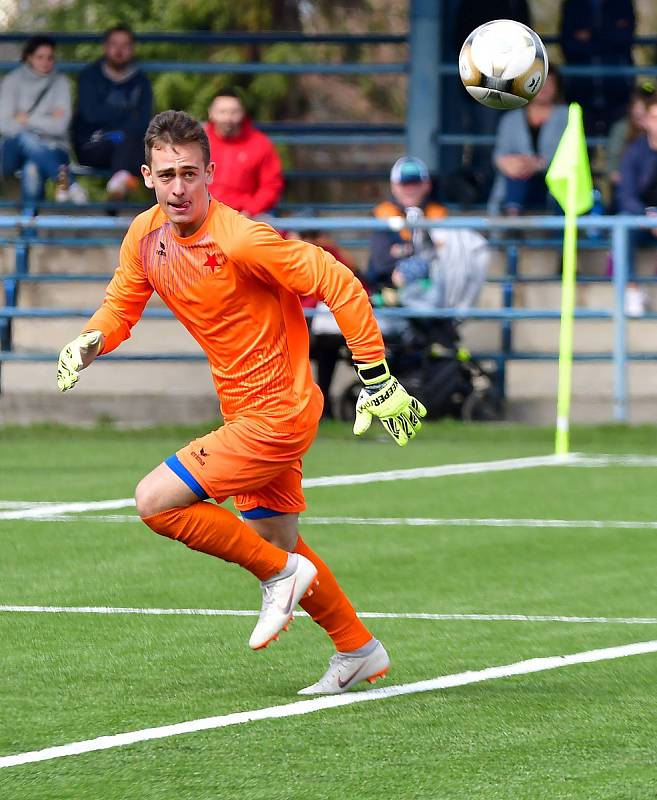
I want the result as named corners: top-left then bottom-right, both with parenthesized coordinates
top-left (297, 639), bottom-right (390, 695)
top-left (249, 554), bottom-right (318, 650)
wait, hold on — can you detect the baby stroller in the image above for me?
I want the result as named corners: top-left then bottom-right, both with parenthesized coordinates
top-left (337, 317), bottom-right (503, 423)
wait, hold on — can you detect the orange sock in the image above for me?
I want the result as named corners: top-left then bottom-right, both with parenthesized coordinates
top-left (294, 535), bottom-right (372, 652)
top-left (142, 503), bottom-right (288, 581)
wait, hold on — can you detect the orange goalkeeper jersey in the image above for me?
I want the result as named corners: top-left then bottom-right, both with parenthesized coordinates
top-left (84, 199), bottom-right (385, 425)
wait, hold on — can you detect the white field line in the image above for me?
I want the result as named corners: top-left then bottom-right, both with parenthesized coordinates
top-left (306, 517), bottom-right (657, 529)
top-left (1, 452), bottom-right (654, 523)
top-left (0, 454), bottom-right (574, 520)
top-left (0, 501), bottom-right (56, 509)
top-left (302, 453), bottom-right (575, 487)
top-left (569, 455), bottom-right (657, 468)
top-left (2, 605), bottom-right (657, 626)
top-left (2, 638), bottom-right (656, 770)
top-left (0, 498), bottom-right (135, 521)
top-left (6, 513), bottom-right (657, 531)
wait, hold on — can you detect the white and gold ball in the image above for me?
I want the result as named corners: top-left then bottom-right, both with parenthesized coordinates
top-left (458, 19), bottom-right (549, 110)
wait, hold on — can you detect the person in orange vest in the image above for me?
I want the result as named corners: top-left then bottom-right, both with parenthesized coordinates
top-left (367, 156), bottom-right (447, 292)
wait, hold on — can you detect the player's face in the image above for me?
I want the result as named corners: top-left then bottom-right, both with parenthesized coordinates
top-left (104, 31), bottom-right (134, 70)
top-left (391, 179), bottom-right (431, 209)
top-left (141, 142), bottom-right (215, 238)
top-left (208, 96), bottom-right (245, 138)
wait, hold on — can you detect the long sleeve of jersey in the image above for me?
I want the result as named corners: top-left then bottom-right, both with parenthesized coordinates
top-left (230, 218), bottom-right (385, 365)
top-left (82, 227), bottom-right (153, 354)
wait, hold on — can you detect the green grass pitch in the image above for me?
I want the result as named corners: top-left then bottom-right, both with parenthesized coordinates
top-left (1, 421), bottom-right (656, 799)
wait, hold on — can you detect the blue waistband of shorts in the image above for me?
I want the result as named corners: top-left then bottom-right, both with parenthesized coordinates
top-left (241, 506), bottom-right (286, 520)
top-left (164, 454), bottom-right (208, 500)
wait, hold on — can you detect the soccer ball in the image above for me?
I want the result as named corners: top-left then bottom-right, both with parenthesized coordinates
top-left (458, 19), bottom-right (549, 110)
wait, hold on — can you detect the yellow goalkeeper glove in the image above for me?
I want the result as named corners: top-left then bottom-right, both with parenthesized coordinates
top-left (56, 330), bottom-right (103, 392)
top-left (353, 359), bottom-right (427, 446)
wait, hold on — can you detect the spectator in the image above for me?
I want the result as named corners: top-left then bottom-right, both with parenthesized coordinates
top-left (0, 36), bottom-right (85, 205)
top-left (488, 69), bottom-right (569, 216)
top-left (369, 156), bottom-right (488, 331)
top-left (440, 0), bottom-right (532, 190)
top-left (205, 89), bottom-right (283, 217)
top-left (368, 156), bottom-right (447, 292)
top-left (606, 83), bottom-right (654, 209)
top-left (559, 0), bottom-right (635, 136)
top-left (452, 0), bottom-right (532, 55)
top-left (72, 25), bottom-right (152, 200)
top-left (616, 91), bottom-right (657, 311)
top-left (617, 93), bottom-right (657, 220)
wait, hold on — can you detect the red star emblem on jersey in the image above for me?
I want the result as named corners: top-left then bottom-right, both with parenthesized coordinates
top-left (204, 253), bottom-right (220, 270)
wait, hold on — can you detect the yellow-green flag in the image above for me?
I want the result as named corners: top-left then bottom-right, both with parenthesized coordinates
top-left (544, 102), bottom-right (594, 457)
top-left (546, 103), bottom-right (593, 215)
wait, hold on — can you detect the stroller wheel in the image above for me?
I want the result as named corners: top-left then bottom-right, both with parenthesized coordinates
top-left (461, 388), bottom-right (504, 422)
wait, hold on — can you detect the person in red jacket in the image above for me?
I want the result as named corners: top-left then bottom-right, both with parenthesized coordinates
top-left (204, 88), bottom-right (283, 216)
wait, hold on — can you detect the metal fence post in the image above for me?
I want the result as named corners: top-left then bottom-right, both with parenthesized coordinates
top-left (611, 218), bottom-right (628, 421)
top-left (499, 244), bottom-right (518, 398)
top-left (407, 0), bottom-right (440, 171)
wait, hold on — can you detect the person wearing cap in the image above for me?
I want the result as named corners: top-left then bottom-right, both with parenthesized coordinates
top-left (369, 156), bottom-right (490, 318)
top-left (367, 156), bottom-right (447, 291)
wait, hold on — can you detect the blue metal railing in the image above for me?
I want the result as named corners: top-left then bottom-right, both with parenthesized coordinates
top-left (1, 213), bottom-right (656, 420)
top-left (0, 32), bottom-right (408, 45)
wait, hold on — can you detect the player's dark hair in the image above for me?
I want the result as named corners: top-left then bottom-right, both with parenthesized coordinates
top-left (21, 35), bottom-right (55, 61)
top-left (144, 110), bottom-right (211, 167)
top-left (103, 24), bottom-right (134, 43)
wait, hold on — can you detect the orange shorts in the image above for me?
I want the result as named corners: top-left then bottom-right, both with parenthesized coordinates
top-left (174, 415), bottom-right (319, 514)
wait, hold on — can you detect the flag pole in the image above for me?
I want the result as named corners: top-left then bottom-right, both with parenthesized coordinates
top-left (545, 103), bottom-right (593, 457)
top-left (555, 175), bottom-right (578, 456)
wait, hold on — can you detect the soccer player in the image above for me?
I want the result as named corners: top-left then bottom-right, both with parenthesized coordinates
top-left (56, 110), bottom-right (426, 695)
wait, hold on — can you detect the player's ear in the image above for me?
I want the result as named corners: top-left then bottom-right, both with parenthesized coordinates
top-left (141, 164), bottom-right (154, 190)
top-left (205, 161), bottom-right (215, 186)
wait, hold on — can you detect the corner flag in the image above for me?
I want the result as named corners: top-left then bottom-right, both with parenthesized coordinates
top-left (546, 103), bottom-right (593, 215)
top-left (545, 103), bottom-right (593, 456)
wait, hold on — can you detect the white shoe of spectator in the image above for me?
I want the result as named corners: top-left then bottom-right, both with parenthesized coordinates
top-left (106, 170), bottom-right (138, 200)
top-left (68, 181), bottom-right (88, 205)
top-left (625, 284), bottom-right (648, 318)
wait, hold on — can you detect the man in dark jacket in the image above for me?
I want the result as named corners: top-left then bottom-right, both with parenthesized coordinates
top-left (441, 0), bottom-right (532, 183)
top-left (559, 0), bottom-right (635, 135)
top-left (72, 25), bottom-right (153, 199)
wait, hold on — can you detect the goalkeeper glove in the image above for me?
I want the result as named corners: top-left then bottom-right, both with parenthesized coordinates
top-left (353, 359), bottom-right (427, 446)
top-left (56, 330), bottom-right (103, 392)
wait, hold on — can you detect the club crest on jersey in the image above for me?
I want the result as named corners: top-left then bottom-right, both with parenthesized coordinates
top-left (204, 252), bottom-right (224, 271)
top-left (156, 241), bottom-right (166, 257)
